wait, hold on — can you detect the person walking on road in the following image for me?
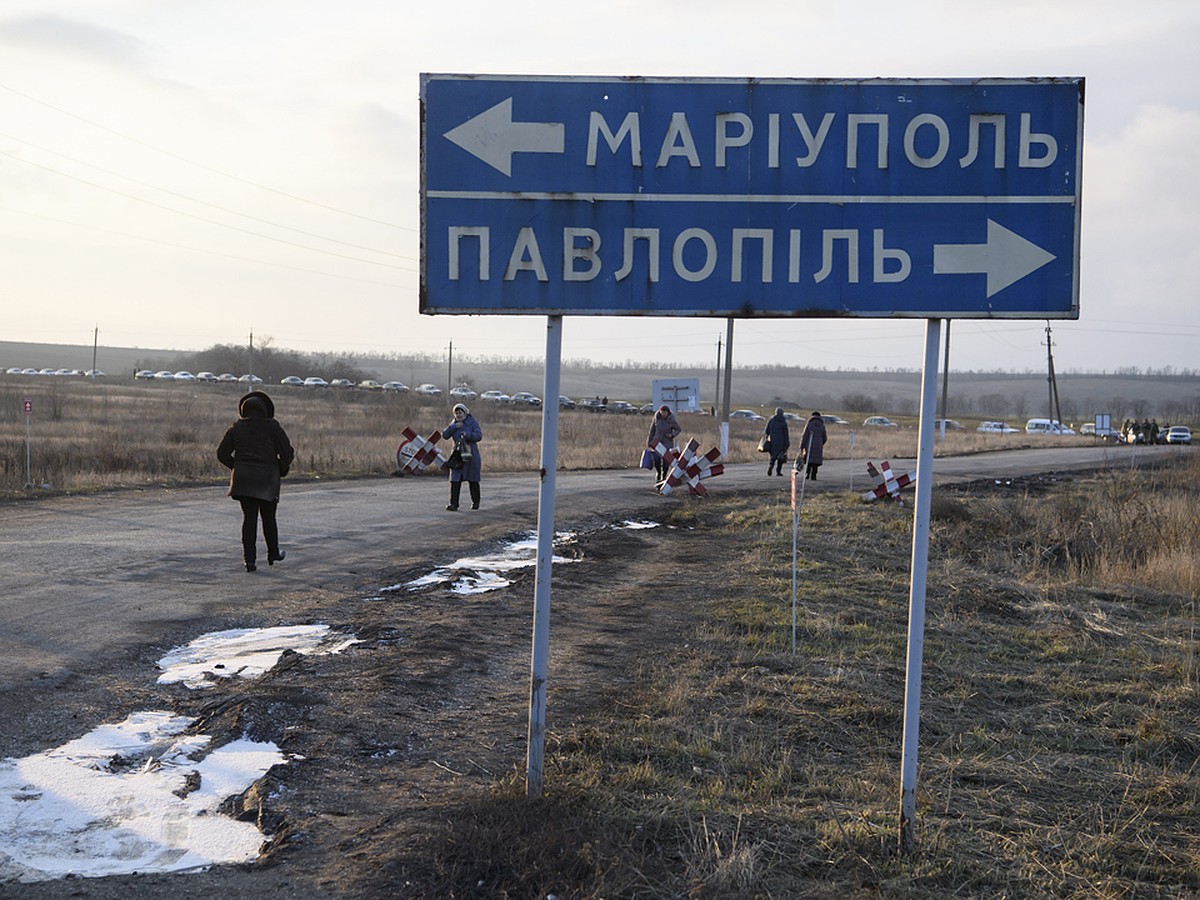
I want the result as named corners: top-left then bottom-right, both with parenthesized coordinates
top-left (647, 404), bottom-right (682, 484)
top-left (797, 411), bottom-right (828, 480)
top-left (443, 402), bottom-right (483, 510)
top-left (217, 391), bottom-right (295, 572)
top-left (763, 408), bottom-right (790, 476)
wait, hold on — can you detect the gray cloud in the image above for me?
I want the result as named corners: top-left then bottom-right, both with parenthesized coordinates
top-left (0, 13), bottom-right (147, 67)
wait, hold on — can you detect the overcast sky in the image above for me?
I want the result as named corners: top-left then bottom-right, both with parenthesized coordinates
top-left (1, 1), bottom-right (1197, 374)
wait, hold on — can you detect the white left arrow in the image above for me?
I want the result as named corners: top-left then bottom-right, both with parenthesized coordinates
top-left (933, 219), bottom-right (1056, 298)
top-left (443, 98), bottom-right (565, 177)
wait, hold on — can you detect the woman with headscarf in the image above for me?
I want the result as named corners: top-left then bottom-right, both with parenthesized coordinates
top-left (646, 404), bottom-right (682, 484)
top-left (763, 407), bottom-right (790, 476)
top-left (217, 391), bottom-right (295, 572)
top-left (797, 411), bottom-right (828, 480)
top-left (443, 402), bottom-right (483, 510)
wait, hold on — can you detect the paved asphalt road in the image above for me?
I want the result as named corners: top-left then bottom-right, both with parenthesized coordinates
top-left (0, 443), bottom-right (1176, 693)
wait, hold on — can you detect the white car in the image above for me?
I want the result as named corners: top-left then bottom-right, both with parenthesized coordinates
top-left (480, 390), bottom-right (509, 403)
top-left (196, 371), bottom-right (217, 382)
top-left (173, 371), bottom-right (196, 382)
top-left (730, 409), bottom-right (765, 421)
top-left (381, 381), bottom-right (409, 392)
top-left (977, 420), bottom-right (1019, 434)
top-left (863, 416), bottom-right (899, 428)
top-left (238, 374), bottom-right (263, 384)
top-left (217, 373), bottom-right (239, 382)
top-left (280, 376), bottom-right (304, 386)
top-left (303, 377), bottom-right (329, 388)
top-left (415, 383), bottom-right (442, 396)
top-left (449, 385), bottom-right (478, 400)
top-left (510, 391), bottom-right (542, 406)
top-left (154, 370), bottom-right (176, 381)
top-left (329, 378), bottom-right (354, 388)
top-left (1025, 418), bottom-right (1074, 435)
top-left (1165, 425), bottom-right (1191, 445)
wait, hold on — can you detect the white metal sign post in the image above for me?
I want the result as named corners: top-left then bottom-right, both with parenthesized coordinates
top-left (899, 319), bottom-right (942, 852)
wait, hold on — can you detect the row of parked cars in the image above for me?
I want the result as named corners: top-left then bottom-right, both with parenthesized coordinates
top-left (5, 367), bottom-right (106, 377)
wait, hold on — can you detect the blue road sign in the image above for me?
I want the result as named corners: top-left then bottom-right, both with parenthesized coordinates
top-left (421, 75), bottom-right (1083, 319)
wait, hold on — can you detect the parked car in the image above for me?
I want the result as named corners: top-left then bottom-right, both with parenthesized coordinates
top-left (863, 416), bottom-right (898, 428)
top-left (4, 367), bottom-right (21, 374)
top-left (480, 390), bottom-right (509, 403)
top-left (730, 409), bottom-right (765, 421)
top-left (238, 374), bottom-right (263, 384)
top-left (415, 383), bottom-right (442, 396)
top-left (1165, 425), bottom-right (1192, 445)
top-left (578, 398), bottom-right (607, 412)
top-left (329, 378), bottom-right (354, 388)
top-left (977, 420), bottom-right (1020, 434)
top-left (934, 418), bottom-right (965, 431)
top-left (280, 376), bottom-right (304, 386)
top-left (217, 373), bottom-right (239, 382)
top-left (510, 391), bottom-right (542, 407)
top-left (195, 371), bottom-right (217, 382)
top-left (303, 377), bottom-right (329, 387)
top-left (173, 371), bottom-right (196, 381)
top-left (640, 403), bottom-right (658, 415)
top-left (154, 370), bottom-right (176, 381)
top-left (1025, 418), bottom-right (1074, 435)
top-left (819, 414), bottom-right (850, 425)
top-left (558, 395), bottom-right (577, 409)
top-left (357, 380), bottom-right (382, 391)
top-left (449, 385), bottom-right (478, 400)
top-left (605, 400), bottom-right (638, 414)
top-left (381, 381), bottom-right (409, 392)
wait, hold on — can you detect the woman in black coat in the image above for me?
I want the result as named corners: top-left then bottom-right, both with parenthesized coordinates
top-left (763, 407), bottom-right (790, 476)
top-left (797, 411), bottom-right (828, 480)
top-left (217, 391), bottom-right (295, 571)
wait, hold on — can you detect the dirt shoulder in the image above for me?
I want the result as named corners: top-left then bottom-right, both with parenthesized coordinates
top-left (3, 491), bottom-right (723, 897)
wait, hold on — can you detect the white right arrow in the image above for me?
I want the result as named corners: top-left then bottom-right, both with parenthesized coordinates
top-left (443, 98), bottom-right (565, 177)
top-left (933, 219), bottom-right (1056, 297)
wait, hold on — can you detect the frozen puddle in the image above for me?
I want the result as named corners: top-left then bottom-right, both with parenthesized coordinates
top-left (157, 624), bottom-right (360, 689)
top-left (0, 624), bottom-right (358, 883)
top-left (617, 519), bottom-right (660, 530)
top-left (0, 711), bottom-right (287, 883)
top-left (395, 530), bottom-right (578, 595)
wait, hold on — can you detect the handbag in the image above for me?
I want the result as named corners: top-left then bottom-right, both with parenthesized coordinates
top-left (756, 435), bottom-right (771, 453)
top-left (447, 448), bottom-right (463, 470)
top-left (640, 448), bottom-right (655, 469)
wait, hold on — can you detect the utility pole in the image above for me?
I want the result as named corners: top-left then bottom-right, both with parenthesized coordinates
top-left (447, 340), bottom-right (454, 396)
top-left (248, 330), bottom-right (254, 382)
top-left (1044, 322), bottom-right (1063, 428)
top-left (91, 326), bottom-right (99, 380)
top-left (937, 320), bottom-right (950, 441)
top-left (714, 334), bottom-right (722, 415)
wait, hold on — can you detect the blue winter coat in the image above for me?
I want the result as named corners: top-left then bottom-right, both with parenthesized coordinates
top-left (444, 414), bottom-right (483, 482)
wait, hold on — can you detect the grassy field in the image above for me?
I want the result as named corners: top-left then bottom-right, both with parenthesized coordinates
top-left (1, 377), bottom-right (1080, 496)
top-left (398, 458), bottom-right (1200, 897)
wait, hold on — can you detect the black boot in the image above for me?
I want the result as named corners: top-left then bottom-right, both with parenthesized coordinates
top-left (469, 481), bottom-right (480, 510)
top-left (447, 480), bottom-right (461, 511)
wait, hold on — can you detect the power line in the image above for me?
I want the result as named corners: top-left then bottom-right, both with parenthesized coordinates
top-left (0, 130), bottom-right (413, 261)
top-left (0, 79), bottom-right (412, 230)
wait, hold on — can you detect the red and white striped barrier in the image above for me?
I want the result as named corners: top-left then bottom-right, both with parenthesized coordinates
top-left (657, 438), bottom-right (724, 496)
top-left (862, 459), bottom-right (914, 502)
top-left (397, 426), bottom-right (448, 474)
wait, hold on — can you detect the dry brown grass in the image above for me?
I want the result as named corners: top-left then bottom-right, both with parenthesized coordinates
top-left (1, 378), bottom-right (1063, 495)
top-left (390, 460), bottom-right (1200, 897)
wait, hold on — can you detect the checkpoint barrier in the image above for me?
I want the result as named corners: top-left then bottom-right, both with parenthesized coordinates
top-left (862, 460), bottom-right (914, 503)
top-left (397, 426), bottom-right (448, 474)
top-left (655, 437), bottom-right (724, 496)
